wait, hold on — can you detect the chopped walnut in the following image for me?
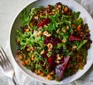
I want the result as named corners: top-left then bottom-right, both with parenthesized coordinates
top-left (47, 43), bottom-right (53, 51)
top-left (26, 47), bottom-right (31, 52)
top-left (77, 25), bottom-right (81, 31)
top-left (62, 39), bottom-right (67, 43)
top-left (44, 25), bottom-right (48, 28)
top-left (39, 72), bottom-right (44, 76)
top-left (66, 26), bottom-right (69, 30)
top-left (31, 46), bottom-right (35, 51)
top-left (43, 31), bottom-right (51, 37)
top-left (38, 31), bottom-right (43, 36)
top-left (46, 74), bottom-right (53, 80)
top-left (72, 46), bottom-right (77, 50)
top-left (56, 54), bottom-right (61, 60)
top-left (55, 60), bottom-right (60, 64)
top-left (21, 61), bottom-right (26, 66)
top-left (63, 6), bottom-right (69, 12)
top-left (25, 28), bottom-right (30, 32)
top-left (34, 16), bottom-right (39, 20)
top-left (56, 29), bottom-right (60, 33)
top-left (35, 70), bottom-right (41, 75)
top-left (40, 50), bottom-right (44, 54)
top-left (18, 54), bottom-right (23, 60)
top-left (25, 59), bottom-right (30, 65)
top-left (62, 28), bottom-right (66, 33)
top-left (31, 54), bottom-right (36, 61)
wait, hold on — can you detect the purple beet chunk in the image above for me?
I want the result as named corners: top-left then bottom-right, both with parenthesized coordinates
top-left (42, 51), bottom-right (56, 71)
top-left (44, 36), bottom-right (61, 46)
top-left (42, 50), bottom-right (48, 59)
top-left (55, 56), bottom-right (70, 80)
top-left (69, 35), bottom-right (81, 41)
top-left (38, 18), bottom-right (51, 28)
top-left (56, 64), bottom-right (64, 80)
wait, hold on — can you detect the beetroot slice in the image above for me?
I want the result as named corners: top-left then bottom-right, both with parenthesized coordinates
top-left (47, 54), bottom-right (56, 70)
top-left (55, 56), bottom-right (70, 80)
top-left (42, 50), bottom-right (48, 59)
top-left (38, 18), bottom-right (51, 28)
top-left (48, 55), bottom-right (54, 69)
top-left (69, 35), bottom-right (81, 41)
top-left (42, 50), bottom-right (56, 71)
top-left (44, 36), bottom-right (61, 46)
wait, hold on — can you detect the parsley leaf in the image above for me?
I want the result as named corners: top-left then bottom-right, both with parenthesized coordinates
top-left (21, 9), bottom-right (31, 27)
top-left (72, 11), bottom-right (80, 19)
top-left (77, 40), bottom-right (88, 50)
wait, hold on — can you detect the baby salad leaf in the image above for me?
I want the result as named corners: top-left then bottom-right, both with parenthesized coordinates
top-left (57, 43), bottom-right (63, 48)
top-left (74, 18), bottom-right (83, 26)
top-left (31, 7), bottom-right (37, 15)
top-left (21, 9), bottom-right (31, 27)
top-left (72, 11), bottom-right (80, 19)
top-left (33, 26), bottom-right (37, 30)
top-left (31, 6), bottom-right (43, 16)
top-left (49, 11), bottom-right (60, 23)
top-left (77, 40), bottom-right (88, 50)
top-left (47, 23), bottom-right (57, 34)
top-left (47, 51), bottom-right (52, 58)
top-left (16, 30), bottom-right (34, 49)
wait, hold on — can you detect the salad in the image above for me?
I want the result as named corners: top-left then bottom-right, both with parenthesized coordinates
top-left (16, 2), bottom-right (92, 81)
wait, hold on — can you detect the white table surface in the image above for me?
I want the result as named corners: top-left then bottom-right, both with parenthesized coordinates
top-left (0, 0), bottom-right (93, 85)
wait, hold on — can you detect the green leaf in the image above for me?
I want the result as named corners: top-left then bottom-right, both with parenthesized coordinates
top-left (49, 11), bottom-right (60, 23)
top-left (35, 36), bottom-right (41, 42)
top-left (74, 18), bottom-right (83, 26)
top-left (77, 40), bottom-right (88, 50)
top-left (20, 41), bottom-right (26, 49)
top-left (47, 51), bottom-right (52, 58)
top-left (62, 43), bottom-right (67, 50)
top-left (64, 20), bottom-right (71, 25)
top-left (47, 23), bottom-right (57, 34)
top-left (72, 11), bottom-right (80, 19)
top-left (31, 7), bottom-right (37, 15)
top-left (21, 9), bottom-right (31, 26)
top-left (40, 15), bottom-right (47, 18)
top-left (62, 14), bottom-right (72, 21)
top-left (69, 26), bottom-right (73, 34)
top-left (16, 30), bottom-right (35, 49)
top-left (37, 6), bottom-right (43, 10)
top-left (31, 6), bottom-right (43, 16)
top-left (30, 62), bottom-right (35, 71)
top-left (33, 26), bottom-right (37, 30)
top-left (35, 63), bottom-right (42, 69)
top-left (57, 43), bottom-right (62, 48)
top-left (16, 30), bottom-right (22, 37)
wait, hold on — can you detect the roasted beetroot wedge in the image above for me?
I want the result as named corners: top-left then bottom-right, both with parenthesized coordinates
top-left (47, 54), bottom-right (56, 71)
top-left (55, 56), bottom-right (70, 80)
top-left (38, 18), bottom-right (51, 28)
top-left (69, 35), bottom-right (81, 41)
top-left (42, 51), bottom-right (56, 71)
top-left (44, 36), bottom-right (61, 46)
top-left (48, 56), bottom-right (54, 69)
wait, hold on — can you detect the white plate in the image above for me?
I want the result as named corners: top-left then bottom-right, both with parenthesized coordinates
top-left (10, 0), bottom-right (93, 84)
